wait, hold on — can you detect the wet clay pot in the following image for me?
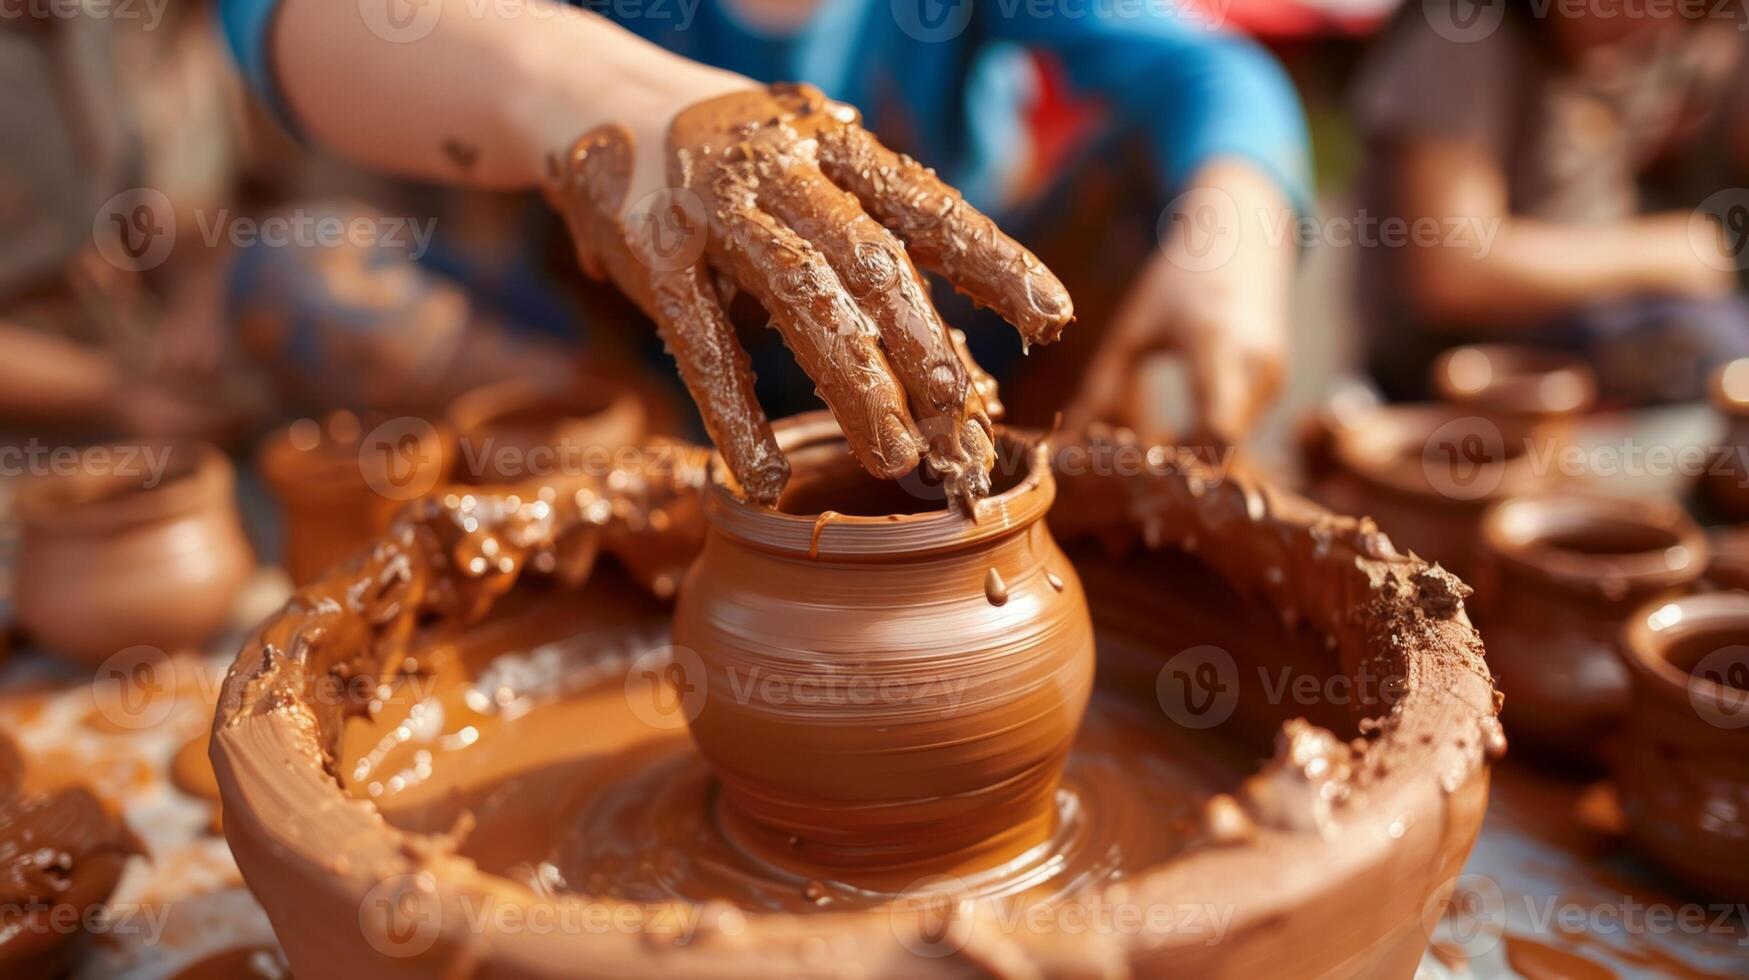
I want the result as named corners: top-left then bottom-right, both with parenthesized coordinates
top-left (1430, 343), bottom-right (1597, 428)
top-left (672, 413), bottom-right (1093, 881)
top-left (15, 442), bottom-right (253, 666)
top-left (1472, 494), bottom-right (1706, 761)
top-left (1615, 592), bottom-right (1749, 899)
top-left (211, 430), bottom-right (1501, 978)
top-left (446, 374), bottom-right (647, 485)
top-left (1305, 400), bottom-right (1556, 577)
top-left (258, 411), bottom-right (453, 585)
top-left (1700, 358), bottom-right (1749, 521)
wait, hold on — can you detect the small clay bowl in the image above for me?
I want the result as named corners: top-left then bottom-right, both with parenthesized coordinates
top-left (1700, 358), bottom-right (1749, 521)
top-left (446, 375), bottom-right (647, 486)
top-left (1305, 400), bottom-right (1555, 577)
top-left (1431, 343), bottom-right (1597, 425)
top-left (1615, 592), bottom-right (1749, 899)
top-left (1473, 494), bottom-right (1706, 761)
top-left (14, 441), bottom-right (252, 666)
top-left (258, 411), bottom-right (454, 585)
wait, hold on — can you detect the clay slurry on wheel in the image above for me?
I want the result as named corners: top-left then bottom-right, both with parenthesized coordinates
top-left (546, 83), bottom-right (1073, 511)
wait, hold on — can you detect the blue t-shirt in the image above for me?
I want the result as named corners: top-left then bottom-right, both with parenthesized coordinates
top-left (217, 0), bottom-right (1309, 214)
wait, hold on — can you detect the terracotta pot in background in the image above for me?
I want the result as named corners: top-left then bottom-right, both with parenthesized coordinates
top-left (1700, 358), bottom-right (1749, 521)
top-left (258, 411), bottom-right (453, 585)
top-left (1430, 343), bottom-right (1598, 428)
top-left (445, 375), bottom-right (647, 486)
top-left (1472, 494), bottom-right (1706, 761)
top-left (1615, 591), bottom-right (1749, 900)
top-left (14, 441), bottom-right (253, 666)
top-left (1304, 400), bottom-right (1557, 577)
top-left (673, 412), bottom-right (1094, 884)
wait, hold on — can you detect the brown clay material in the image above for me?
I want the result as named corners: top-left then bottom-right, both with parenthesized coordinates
top-left (1304, 399), bottom-right (1557, 578)
top-left (1430, 343), bottom-right (1598, 426)
top-left (1701, 358), bottom-right (1749, 521)
top-left (211, 420), bottom-right (1499, 977)
top-left (445, 374), bottom-right (648, 485)
top-left (546, 82), bottom-right (1073, 508)
top-left (257, 411), bottom-right (455, 585)
top-left (1614, 591), bottom-right (1749, 899)
top-left (14, 442), bottom-right (253, 666)
top-left (0, 731), bottom-right (142, 975)
top-left (1704, 526), bottom-right (1749, 593)
top-left (1473, 494), bottom-right (1707, 762)
top-left (673, 413), bottom-right (1093, 882)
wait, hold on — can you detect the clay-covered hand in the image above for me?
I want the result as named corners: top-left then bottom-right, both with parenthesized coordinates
top-left (545, 82), bottom-right (1071, 507)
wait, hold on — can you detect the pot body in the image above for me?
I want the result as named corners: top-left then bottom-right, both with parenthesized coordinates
top-left (15, 447), bottom-right (252, 666)
top-left (1615, 593), bottom-right (1749, 900)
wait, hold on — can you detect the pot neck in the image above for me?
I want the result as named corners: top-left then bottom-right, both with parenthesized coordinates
top-left (704, 413), bottom-right (1054, 561)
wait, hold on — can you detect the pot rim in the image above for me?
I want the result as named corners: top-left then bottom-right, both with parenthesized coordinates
top-left (702, 412), bottom-right (1054, 559)
top-left (1430, 343), bottom-right (1597, 418)
top-left (257, 412), bottom-right (453, 499)
top-left (1479, 494), bottom-right (1707, 597)
top-left (444, 374), bottom-right (646, 444)
top-left (1620, 590), bottom-right (1749, 714)
top-left (1327, 402), bottom-right (1548, 503)
top-left (15, 440), bottom-right (231, 535)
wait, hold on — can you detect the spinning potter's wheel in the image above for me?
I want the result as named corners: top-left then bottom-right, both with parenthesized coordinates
top-left (211, 419), bottom-right (1502, 977)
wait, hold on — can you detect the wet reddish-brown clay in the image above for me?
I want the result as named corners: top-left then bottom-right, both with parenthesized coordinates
top-left (14, 442), bottom-right (253, 666)
top-left (446, 374), bottom-right (648, 485)
top-left (1701, 359), bottom-right (1749, 520)
top-left (258, 411), bottom-right (454, 585)
top-left (1614, 591), bottom-right (1749, 899)
top-left (546, 82), bottom-right (1073, 508)
top-left (673, 414), bottom-right (1093, 882)
top-left (1704, 526), bottom-right (1749, 592)
top-left (211, 420), bottom-right (1499, 977)
top-left (1473, 495), bottom-right (1706, 760)
top-left (0, 731), bottom-right (141, 975)
top-left (1304, 398), bottom-right (1557, 577)
top-left (1430, 343), bottom-right (1598, 427)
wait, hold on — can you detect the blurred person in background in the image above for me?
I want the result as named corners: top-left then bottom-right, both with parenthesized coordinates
top-left (219, 0), bottom-right (1311, 447)
top-left (1354, 0), bottom-right (1749, 405)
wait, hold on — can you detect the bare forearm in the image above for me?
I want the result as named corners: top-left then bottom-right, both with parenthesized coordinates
top-left (1412, 211), bottom-right (1722, 328)
top-left (0, 324), bottom-right (120, 426)
top-left (272, 0), bottom-right (744, 188)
